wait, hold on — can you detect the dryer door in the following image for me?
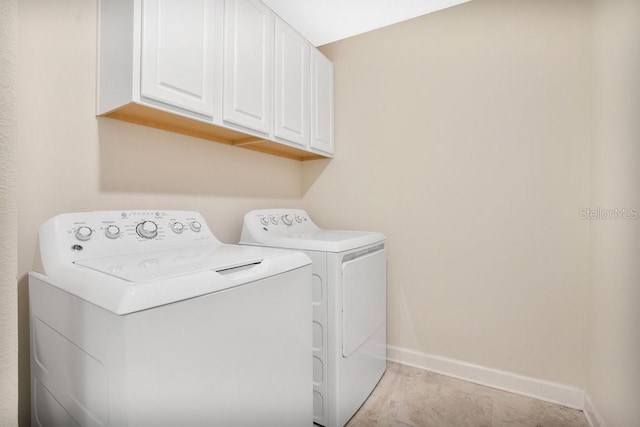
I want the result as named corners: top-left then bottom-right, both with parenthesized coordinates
top-left (342, 247), bottom-right (386, 357)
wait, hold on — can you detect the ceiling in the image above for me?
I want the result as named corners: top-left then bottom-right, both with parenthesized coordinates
top-left (262, 0), bottom-right (471, 46)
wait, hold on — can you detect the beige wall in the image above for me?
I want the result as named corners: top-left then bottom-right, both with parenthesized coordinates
top-left (304, 0), bottom-right (592, 387)
top-left (589, 0), bottom-right (640, 425)
top-left (16, 0), bottom-right (303, 423)
top-left (0, 0), bottom-right (18, 425)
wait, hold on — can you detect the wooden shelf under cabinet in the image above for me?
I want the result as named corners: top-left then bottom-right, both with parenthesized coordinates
top-left (101, 103), bottom-right (326, 162)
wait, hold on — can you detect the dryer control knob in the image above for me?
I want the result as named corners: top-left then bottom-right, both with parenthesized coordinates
top-left (190, 221), bottom-right (202, 232)
top-left (295, 215), bottom-right (303, 223)
top-left (136, 221), bottom-right (158, 239)
top-left (75, 226), bottom-right (92, 241)
top-left (282, 214), bottom-right (293, 226)
top-left (270, 216), bottom-right (279, 225)
top-left (105, 225), bottom-right (120, 239)
top-left (260, 217), bottom-right (270, 226)
top-left (171, 222), bottom-right (185, 234)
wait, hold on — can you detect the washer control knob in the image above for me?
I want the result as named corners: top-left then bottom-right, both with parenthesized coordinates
top-left (136, 221), bottom-right (158, 239)
top-left (295, 215), bottom-right (303, 223)
top-left (75, 226), bottom-right (92, 241)
top-left (282, 214), bottom-right (293, 226)
top-left (260, 217), bottom-right (270, 226)
top-left (270, 216), bottom-right (279, 225)
top-left (105, 225), bottom-right (120, 239)
top-left (190, 221), bottom-right (202, 232)
top-left (171, 222), bottom-right (185, 234)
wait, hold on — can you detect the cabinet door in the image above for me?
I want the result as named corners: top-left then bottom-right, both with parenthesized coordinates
top-left (223, 0), bottom-right (273, 135)
top-left (274, 19), bottom-right (309, 147)
top-left (310, 49), bottom-right (334, 155)
top-left (140, 0), bottom-right (216, 117)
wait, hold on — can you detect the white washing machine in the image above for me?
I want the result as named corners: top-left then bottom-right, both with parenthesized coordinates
top-left (29, 210), bottom-right (312, 427)
top-left (240, 209), bottom-right (387, 427)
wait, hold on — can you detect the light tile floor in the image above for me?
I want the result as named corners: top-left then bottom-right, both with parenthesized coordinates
top-left (347, 362), bottom-right (588, 427)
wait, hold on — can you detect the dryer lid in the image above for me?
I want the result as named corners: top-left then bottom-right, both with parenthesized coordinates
top-left (258, 230), bottom-right (385, 253)
top-left (75, 244), bottom-right (283, 282)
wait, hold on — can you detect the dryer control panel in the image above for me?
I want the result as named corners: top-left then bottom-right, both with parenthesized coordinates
top-left (241, 209), bottom-right (321, 243)
top-left (39, 211), bottom-right (218, 273)
top-left (240, 209), bottom-right (385, 252)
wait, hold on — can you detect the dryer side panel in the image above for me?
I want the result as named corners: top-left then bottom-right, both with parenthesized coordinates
top-left (306, 251), bottom-right (329, 426)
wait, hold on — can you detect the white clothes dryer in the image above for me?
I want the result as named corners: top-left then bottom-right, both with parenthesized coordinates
top-left (29, 210), bottom-right (312, 427)
top-left (240, 209), bottom-right (387, 427)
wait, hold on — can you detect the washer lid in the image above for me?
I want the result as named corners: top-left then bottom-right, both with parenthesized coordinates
top-left (33, 244), bottom-right (311, 315)
top-left (257, 230), bottom-right (385, 253)
top-left (75, 244), bottom-right (279, 283)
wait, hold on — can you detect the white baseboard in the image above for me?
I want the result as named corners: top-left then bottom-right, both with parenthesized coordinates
top-left (387, 345), bottom-right (585, 410)
top-left (583, 393), bottom-right (607, 427)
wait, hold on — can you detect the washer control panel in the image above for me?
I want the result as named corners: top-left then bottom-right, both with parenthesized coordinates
top-left (39, 211), bottom-right (218, 267)
top-left (64, 212), bottom-right (208, 243)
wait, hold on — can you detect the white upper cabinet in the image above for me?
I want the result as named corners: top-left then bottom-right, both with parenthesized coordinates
top-left (97, 0), bottom-right (333, 160)
top-left (274, 18), bottom-right (310, 147)
top-left (310, 49), bottom-right (334, 155)
top-left (223, 0), bottom-right (274, 135)
top-left (140, 0), bottom-right (217, 118)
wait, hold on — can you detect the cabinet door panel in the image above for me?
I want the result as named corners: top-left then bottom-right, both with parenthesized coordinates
top-left (141, 0), bottom-right (216, 117)
top-left (310, 50), bottom-right (334, 155)
top-left (223, 0), bottom-right (273, 134)
top-left (274, 19), bottom-right (309, 147)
